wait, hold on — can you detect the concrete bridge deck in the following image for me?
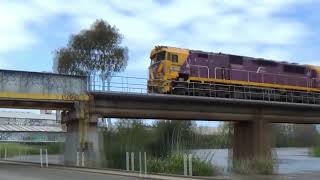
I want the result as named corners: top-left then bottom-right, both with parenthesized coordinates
top-left (90, 91), bottom-right (320, 124)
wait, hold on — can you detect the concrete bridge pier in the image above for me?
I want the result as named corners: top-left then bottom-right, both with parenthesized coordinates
top-left (233, 119), bottom-right (271, 164)
top-left (62, 103), bottom-right (103, 167)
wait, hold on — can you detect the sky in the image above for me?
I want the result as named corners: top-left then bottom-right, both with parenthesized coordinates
top-left (1, 0), bottom-right (320, 126)
top-left (1, 0), bottom-right (320, 76)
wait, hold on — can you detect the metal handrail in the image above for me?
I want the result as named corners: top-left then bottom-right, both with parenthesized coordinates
top-left (88, 75), bottom-right (320, 105)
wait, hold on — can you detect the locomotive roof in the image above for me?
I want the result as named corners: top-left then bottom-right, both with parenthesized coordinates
top-left (190, 49), bottom-right (306, 66)
top-left (190, 48), bottom-right (319, 69)
top-left (152, 45), bottom-right (320, 69)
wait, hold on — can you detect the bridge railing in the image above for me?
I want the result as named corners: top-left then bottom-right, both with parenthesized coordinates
top-left (89, 75), bottom-right (148, 93)
top-left (88, 75), bottom-right (320, 105)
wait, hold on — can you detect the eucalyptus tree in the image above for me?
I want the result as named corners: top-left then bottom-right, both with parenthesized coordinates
top-left (54, 19), bottom-right (128, 90)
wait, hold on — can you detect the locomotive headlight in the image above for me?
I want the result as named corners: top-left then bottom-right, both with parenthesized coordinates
top-left (170, 66), bottom-right (180, 72)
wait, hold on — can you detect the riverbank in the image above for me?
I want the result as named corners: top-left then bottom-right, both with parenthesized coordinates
top-left (193, 148), bottom-right (320, 174)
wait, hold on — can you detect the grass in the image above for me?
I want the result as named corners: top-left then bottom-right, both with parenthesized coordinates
top-left (0, 142), bottom-right (64, 158)
top-left (147, 153), bottom-right (218, 176)
top-left (232, 158), bottom-right (275, 175)
top-left (310, 146), bottom-right (320, 157)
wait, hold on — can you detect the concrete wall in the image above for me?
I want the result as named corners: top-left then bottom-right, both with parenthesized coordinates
top-left (0, 70), bottom-right (88, 101)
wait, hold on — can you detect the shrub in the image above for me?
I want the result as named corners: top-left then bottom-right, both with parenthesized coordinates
top-left (232, 158), bottom-right (275, 175)
top-left (0, 143), bottom-right (64, 158)
top-left (148, 153), bottom-right (217, 176)
top-left (311, 146), bottom-right (320, 157)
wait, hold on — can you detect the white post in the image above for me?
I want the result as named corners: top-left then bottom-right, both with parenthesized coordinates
top-left (126, 152), bottom-right (129, 171)
top-left (139, 152), bottom-right (142, 175)
top-left (188, 154), bottom-right (192, 176)
top-left (24, 149), bottom-right (27, 161)
top-left (183, 154), bottom-right (187, 176)
top-left (144, 152), bottom-right (147, 175)
top-left (45, 149), bottom-right (48, 167)
top-left (4, 147), bottom-right (7, 160)
top-left (76, 152), bottom-right (80, 166)
top-left (131, 152), bottom-right (135, 171)
top-left (40, 149), bottom-right (43, 168)
top-left (81, 152), bottom-right (85, 167)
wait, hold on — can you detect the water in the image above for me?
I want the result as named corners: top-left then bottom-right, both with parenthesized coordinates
top-left (193, 148), bottom-right (320, 174)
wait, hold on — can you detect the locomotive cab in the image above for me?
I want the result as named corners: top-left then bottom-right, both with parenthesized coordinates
top-left (148, 46), bottom-right (189, 93)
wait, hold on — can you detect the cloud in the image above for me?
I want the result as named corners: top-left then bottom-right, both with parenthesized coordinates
top-left (0, 58), bottom-right (10, 69)
top-left (0, 0), bottom-right (318, 73)
top-left (0, 1), bottom-right (41, 53)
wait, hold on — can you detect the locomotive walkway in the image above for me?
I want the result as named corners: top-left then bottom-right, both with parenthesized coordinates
top-left (1, 69), bottom-right (320, 166)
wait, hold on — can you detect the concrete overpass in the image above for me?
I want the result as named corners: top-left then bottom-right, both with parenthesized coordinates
top-left (90, 91), bottom-right (320, 123)
top-left (1, 69), bottom-right (320, 166)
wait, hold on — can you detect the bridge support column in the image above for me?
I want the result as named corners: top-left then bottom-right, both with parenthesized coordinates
top-left (233, 120), bottom-right (271, 164)
top-left (86, 115), bottom-right (104, 167)
top-left (62, 103), bottom-right (103, 167)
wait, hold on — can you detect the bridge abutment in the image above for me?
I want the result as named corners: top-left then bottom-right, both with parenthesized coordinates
top-left (233, 120), bottom-right (271, 164)
top-left (62, 103), bottom-right (103, 167)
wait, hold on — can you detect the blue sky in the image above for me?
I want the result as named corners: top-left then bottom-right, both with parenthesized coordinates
top-left (1, 0), bottom-right (320, 127)
top-left (1, 0), bottom-right (320, 76)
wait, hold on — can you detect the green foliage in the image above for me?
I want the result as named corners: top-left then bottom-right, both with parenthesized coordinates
top-left (271, 124), bottom-right (319, 147)
top-left (310, 146), bottom-right (320, 157)
top-left (149, 120), bottom-right (194, 157)
top-left (0, 143), bottom-right (64, 158)
top-left (190, 134), bottom-right (230, 149)
top-left (148, 153), bottom-right (217, 176)
top-left (102, 120), bottom-right (151, 169)
top-left (191, 156), bottom-right (218, 176)
top-left (54, 19), bottom-right (128, 76)
top-left (233, 159), bottom-right (275, 175)
top-left (190, 123), bottom-right (232, 149)
top-left (101, 119), bottom-right (220, 176)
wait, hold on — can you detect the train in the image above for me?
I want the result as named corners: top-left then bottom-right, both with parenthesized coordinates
top-left (147, 46), bottom-right (320, 104)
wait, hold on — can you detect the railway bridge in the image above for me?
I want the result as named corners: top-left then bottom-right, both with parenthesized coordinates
top-left (1, 69), bottom-right (320, 166)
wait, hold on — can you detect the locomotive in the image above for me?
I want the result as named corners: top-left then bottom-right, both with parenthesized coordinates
top-left (147, 46), bottom-right (320, 104)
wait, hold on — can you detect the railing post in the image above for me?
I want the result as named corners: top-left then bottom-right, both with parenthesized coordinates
top-left (45, 149), bottom-right (48, 167)
top-left (188, 154), bottom-right (193, 176)
top-left (40, 149), bottom-right (43, 168)
top-left (81, 151), bottom-right (85, 167)
top-left (139, 152), bottom-right (142, 175)
top-left (76, 152), bottom-right (80, 166)
top-left (144, 152), bottom-right (147, 175)
top-left (183, 154), bottom-right (188, 176)
top-left (131, 152), bottom-right (135, 171)
top-left (126, 152), bottom-right (130, 171)
top-left (214, 68), bottom-right (217, 79)
top-left (4, 147), bottom-right (7, 160)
